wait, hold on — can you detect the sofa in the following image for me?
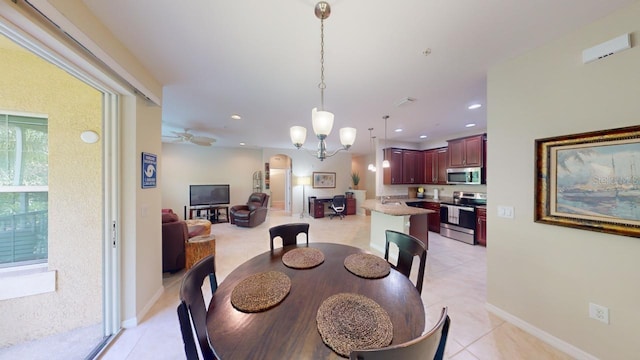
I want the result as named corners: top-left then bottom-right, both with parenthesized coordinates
top-left (161, 209), bottom-right (210, 273)
top-left (229, 192), bottom-right (270, 227)
top-left (162, 210), bottom-right (188, 273)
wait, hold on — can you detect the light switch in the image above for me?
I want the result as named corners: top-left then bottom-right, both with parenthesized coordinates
top-left (497, 205), bottom-right (514, 219)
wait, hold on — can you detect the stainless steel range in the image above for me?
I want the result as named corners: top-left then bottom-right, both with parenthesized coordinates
top-left (440, 191), bottom-right (486, 245)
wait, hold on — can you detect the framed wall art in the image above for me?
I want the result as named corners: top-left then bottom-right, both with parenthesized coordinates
top-left (534, 125), bottom-right (640, 237)
top-left (312, 172), bottom-right (336, 189)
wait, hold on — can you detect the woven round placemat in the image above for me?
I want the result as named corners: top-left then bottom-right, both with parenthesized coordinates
top-left (344, 253), bottom-right (390, 279)
top-left (282, 247), bottom-right (325, 269)
top-left (316, 293), bottom-right (393, 357)
top-left (230, 271), bottom-right (291, 313)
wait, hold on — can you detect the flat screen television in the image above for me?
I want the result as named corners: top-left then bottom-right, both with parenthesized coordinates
top-left (190, 184), bottom-right (230, 206)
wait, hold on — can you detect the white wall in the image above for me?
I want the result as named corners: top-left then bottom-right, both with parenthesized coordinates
top-left (161, 144), bottom-right (264, 217)
top-left (160, 146), bottom-right (353, 217)
top-left (487, 2), bottom-right (640, 358)
top-left (121, 95), bottom-right (163, 326)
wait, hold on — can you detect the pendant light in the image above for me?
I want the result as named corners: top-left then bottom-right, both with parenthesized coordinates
top-left (382, 115), bottom-right (390, 168)
top-left (367, 128), bottom-right (376, 172)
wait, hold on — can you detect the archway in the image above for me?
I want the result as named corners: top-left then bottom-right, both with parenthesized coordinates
top-left (268, 154), bottom-right (292, 213)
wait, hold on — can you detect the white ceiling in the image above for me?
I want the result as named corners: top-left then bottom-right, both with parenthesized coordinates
top-left (82, 0), bottom-right (634, 155)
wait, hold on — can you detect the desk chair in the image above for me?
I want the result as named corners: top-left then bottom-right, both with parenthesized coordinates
top-left (329, 195), bottom-right (346, 219)
top-left (350, 307), bottom-right (450, 360)
top-left (269, 223), bottom-right (310, 250)
top-left (384, 229), bottom-right (427, 294)
top-left (177, 255), bottom-right (219, 360)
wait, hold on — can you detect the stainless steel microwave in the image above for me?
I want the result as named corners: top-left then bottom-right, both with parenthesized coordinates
top-left (446, 167), bottom-right (482, 185)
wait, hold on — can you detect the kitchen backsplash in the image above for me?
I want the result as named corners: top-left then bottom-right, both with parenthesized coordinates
top-left (381, 184), bottom-right (487, 199)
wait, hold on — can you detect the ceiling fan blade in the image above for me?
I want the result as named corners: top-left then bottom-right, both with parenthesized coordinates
top-left (190, 137), bottom-right (215, 146)
top-left (192, 136), bottom-right (216, 143)
top-left (162, 135), bottom-right (181, 141)
top-left (171, 131), bottom-right (191, 139)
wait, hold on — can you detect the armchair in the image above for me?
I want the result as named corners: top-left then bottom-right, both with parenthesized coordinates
top-left (230, 192), bottom-right (270, 227)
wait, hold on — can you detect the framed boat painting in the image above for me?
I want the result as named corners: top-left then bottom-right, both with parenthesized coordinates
top-left (535, 125), bottom-right (640, 237)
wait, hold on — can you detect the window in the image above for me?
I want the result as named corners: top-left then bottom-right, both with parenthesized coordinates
top-left (0, 113), bottom-right (48, 268)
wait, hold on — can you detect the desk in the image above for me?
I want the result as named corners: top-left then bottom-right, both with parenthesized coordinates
top-left (308, 197), bottom-right (356, 218)
top-left (206, 243), bottom-right (425, 359)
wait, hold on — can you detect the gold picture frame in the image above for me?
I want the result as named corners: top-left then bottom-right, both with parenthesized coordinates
top-left (535, 125), bottom-right (640, 237)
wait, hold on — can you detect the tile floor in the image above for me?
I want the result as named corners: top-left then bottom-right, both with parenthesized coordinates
top-left (96, 210), bottom-right (573, 360)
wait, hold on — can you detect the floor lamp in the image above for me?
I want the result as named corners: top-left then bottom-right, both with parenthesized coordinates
top-left (296, 176), bottom-right (311, 218)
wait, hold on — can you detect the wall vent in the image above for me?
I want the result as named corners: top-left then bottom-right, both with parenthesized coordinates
top-left (582, 34), bottom-right (631, 64)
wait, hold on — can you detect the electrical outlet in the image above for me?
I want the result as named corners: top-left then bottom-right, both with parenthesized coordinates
top-left (589, 303), bottom-right (609, 324)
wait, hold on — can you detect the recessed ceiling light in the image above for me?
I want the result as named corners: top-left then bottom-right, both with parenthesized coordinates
top-left (239, 142), bottom-right (246, 146)
top-left (394, 128), bottom-right (403, 133)
top-left (231, 114), bottom-right (242, 120)
top-left (468, 104), bottom-right (482, 110)
top-left (465, 123), bottom-right (476, 128)
top-left (419, 135), bottom-right (427, 139)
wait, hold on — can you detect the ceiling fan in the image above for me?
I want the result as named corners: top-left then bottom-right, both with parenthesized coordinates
top-left (162, 129), bottom-right (216, 146)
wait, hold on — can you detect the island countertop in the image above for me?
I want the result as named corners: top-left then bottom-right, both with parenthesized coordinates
top-left (361, 199), bottom-right (434, 216)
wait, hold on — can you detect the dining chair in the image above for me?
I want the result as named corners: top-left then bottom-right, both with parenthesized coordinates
top-left (269, 223), bottom-right (310, 250)
top-left (177, 255), bottom-right (219, 360)
top-left (329, 195), bottom-right (346, 219)
top-left (384, 229), bottom-right (427, 294)
top-left (349, 307), bottom-right (450, 360)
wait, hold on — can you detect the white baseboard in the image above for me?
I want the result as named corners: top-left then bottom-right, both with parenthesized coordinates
top-left (121, 285), bottom-right (164, 328)
top-left (485, 303), bottom-right (599, 360)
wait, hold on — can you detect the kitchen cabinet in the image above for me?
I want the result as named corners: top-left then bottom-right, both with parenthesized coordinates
top-left (405, 201), bottom-right (440, 233)
top-left (448, 134), bottom-right (485, 168)
top-left (424, 147), bottom-right (448, 184)
top-left (384, 148), bottom-right (428, 185)
top-left (402, 150), bottom-right (424, 184)
top-left (383, 148), bottom-right (404, 184)
top-left (476, 207), bottom-right (487, 247)
top-left (424, 202), bottom-right (441, 233)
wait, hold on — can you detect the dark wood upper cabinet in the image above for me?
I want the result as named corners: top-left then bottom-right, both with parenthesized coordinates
top-left (448, 134), bottom-right (485, 168)
top-left (383, 148), bottom-right (424, 185)
top-left (402, 150), bottom-right (424, 184)
top-left (383, 148), bottom-right (404, 184)
top-left (424, 147), bottom-right (448, 184)
top-left (424, 150), bottom-right (435, 184)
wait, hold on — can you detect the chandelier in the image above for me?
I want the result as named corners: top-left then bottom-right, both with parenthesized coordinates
top-left (290, 1), bottom-right (356, 161)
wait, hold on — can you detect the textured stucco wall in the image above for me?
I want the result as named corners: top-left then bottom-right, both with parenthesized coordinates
top-left (0, 36), bottom-right (103, 345)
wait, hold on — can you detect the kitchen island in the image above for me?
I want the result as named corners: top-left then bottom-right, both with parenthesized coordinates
top-left (361, 199), bottom-right (433, 255)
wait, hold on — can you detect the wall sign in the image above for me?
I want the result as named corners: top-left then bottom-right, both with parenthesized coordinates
top-left (142, 152), bottom-right (157, 189)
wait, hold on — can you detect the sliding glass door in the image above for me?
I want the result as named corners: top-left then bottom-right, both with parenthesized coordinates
top-left (0, 24), bottom-right (118, 358)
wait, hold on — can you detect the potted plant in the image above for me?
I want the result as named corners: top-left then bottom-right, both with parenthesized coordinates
top-left (351, 171), bottom-right (360, 189)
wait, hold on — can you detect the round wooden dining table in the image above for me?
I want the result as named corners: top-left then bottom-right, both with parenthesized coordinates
top-left (206, 242), bottom-right (425, 359)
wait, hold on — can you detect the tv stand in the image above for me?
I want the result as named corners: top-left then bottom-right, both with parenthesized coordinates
top-left (185, 205), bottom-right (229, 224)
